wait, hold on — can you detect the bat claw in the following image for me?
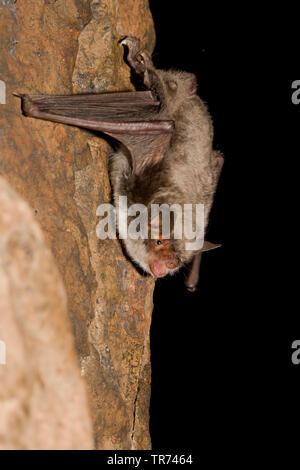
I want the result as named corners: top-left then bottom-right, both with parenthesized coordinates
top-left (120, 36), bottom-right (141, 52)
top-left (185, 284), bottom-right (197, 293)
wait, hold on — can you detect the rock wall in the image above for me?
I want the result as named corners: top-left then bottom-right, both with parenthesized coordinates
top-left (0, 177), bottom-right (93, 450)
top-left (0, 0), bottom-right (155, 449)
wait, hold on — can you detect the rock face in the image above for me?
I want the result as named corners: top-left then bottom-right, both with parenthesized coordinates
top-left (0, 0), bottom-right (155, 450)
top-left (0, 177), bottom-right (93, 450)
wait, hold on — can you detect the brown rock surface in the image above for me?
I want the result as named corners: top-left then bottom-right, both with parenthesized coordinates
top-left (0, 0), bottom-right (155, 449)
top-left (0, 177), bottom-right (93, 450)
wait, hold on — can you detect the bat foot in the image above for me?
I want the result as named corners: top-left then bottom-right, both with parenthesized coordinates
top-left (120, 36), bottom-right (141, 54)
top-left (120, 36), bottom-right (147, 75)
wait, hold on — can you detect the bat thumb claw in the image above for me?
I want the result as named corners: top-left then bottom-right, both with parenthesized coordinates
top-left (185, 284), bottom-right (197, 293)
top-left (12, 92), bottom-right (23, 98)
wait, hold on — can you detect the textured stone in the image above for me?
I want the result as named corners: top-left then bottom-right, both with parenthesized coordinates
top-left (0, 0), bottom-right (155, 449)
top-left (0, 177), bottom-right (93, 450)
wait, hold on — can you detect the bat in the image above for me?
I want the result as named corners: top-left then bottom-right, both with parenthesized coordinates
top-left (15, 36), bottom-right (223, 291)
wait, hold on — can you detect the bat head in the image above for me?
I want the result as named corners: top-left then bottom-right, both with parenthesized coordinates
top-left (145, 212), bottom-right (179, 277)
top-left (147, 237), bottom-right (179, 278)
top-left (119, 210), bottom-right (184, 278)
top-left (120, 235), bottom-right (180, 278)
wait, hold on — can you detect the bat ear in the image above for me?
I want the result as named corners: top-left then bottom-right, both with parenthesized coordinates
top-left (186, 73), bottom-right (197, 95)
top-left (166, 80), bottom-right (178, 92)
top-left (201, 241), bottom-right (222, 252)
top-left (212, 151), bottom-right (224, 170)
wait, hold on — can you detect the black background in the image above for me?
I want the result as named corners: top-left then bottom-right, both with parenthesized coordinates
top-left (149, 1), bottom-right (296, 458)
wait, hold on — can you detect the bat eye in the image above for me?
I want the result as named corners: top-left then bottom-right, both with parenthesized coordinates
top-left (136, 54), bottom-right (144, 63)
top-left (156, 240), bottom-right (162, 246)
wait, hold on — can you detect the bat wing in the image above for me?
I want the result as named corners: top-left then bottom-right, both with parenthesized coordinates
top-left (16, 91), bottom-right (174, 174)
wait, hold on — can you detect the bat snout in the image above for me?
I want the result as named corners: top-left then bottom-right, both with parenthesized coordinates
top-left (149, 260), bottom-right (167, 278)
top-left (149, 255), bottom-right (179, 278)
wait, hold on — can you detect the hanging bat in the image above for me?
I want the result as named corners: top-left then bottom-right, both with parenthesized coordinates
top-left (15, 36), bottom-right (223, 290)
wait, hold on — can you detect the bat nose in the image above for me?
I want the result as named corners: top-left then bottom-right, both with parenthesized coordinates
top-left (165, 253), bottom-right (179, 269)
top-left (166, 259), bottom-right (178, 269)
